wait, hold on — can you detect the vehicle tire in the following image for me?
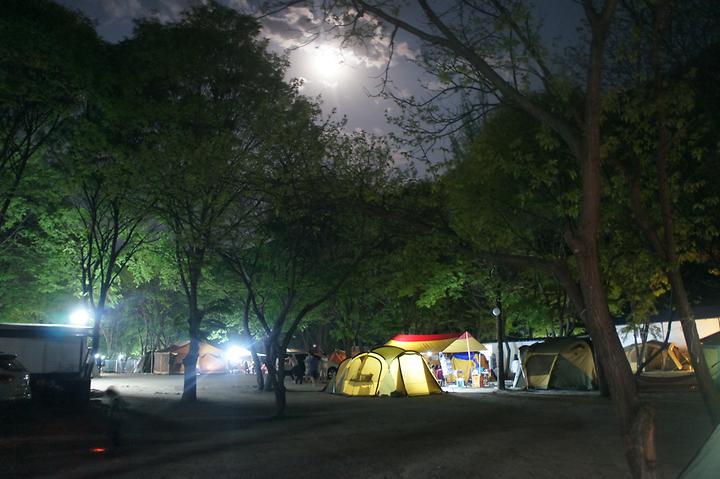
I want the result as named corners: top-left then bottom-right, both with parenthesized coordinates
top-left (327, 367), bottom-right (338, 380)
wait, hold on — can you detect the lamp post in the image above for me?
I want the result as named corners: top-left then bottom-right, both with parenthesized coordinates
top-left (492, 300), bottom-right (505, 390)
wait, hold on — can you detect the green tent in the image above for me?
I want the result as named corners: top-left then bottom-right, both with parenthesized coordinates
top-left (701, 332), bottom-right (720, 389)
top-left (679, 425), bottom-right (720, 478)
top-left (523, 338), bottom-right (596, 390)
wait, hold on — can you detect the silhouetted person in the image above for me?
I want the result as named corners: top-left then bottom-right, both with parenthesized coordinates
top-left (293, 356), bottom-right (305, 384)
top-left (103, 387), bottom-right (127, 446)
top-left (308, 353), bottom-right (320, 387)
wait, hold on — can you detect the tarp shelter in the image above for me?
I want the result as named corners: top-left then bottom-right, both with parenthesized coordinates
top-left (524, 338), bottom-right (596, 390)
top-left (328, 345), bottom-right (442, 397)
top-left (385, 333), bottom-right (459, 353)
top-left (702, 332), bottom-right (720, 389)
top-left (442, 332), bottom-right (487, 354)
top-left (678, 424), bottom-right (720, 479)
top-left (442, 332), bottom-right (488, 382)
top-left (153, 341), bottom-right (227, 375)
top-left (624, 340), bottom-right (685, 373)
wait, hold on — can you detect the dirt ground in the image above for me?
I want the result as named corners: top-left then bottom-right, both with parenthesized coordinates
top-left (0, 373), bottom-right (712, 479)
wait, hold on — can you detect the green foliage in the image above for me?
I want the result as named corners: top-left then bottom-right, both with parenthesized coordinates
top-left (0, 0), bottom-right (101, 233)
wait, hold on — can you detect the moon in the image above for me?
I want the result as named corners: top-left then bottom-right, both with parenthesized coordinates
top-left (309, 44), bottom-right (344, 80)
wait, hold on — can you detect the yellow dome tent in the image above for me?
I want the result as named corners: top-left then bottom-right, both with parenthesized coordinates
top-left (327, 345), bottom-right (442, 397)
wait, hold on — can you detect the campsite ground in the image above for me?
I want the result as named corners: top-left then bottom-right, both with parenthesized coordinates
top-left (0, 374), bottom-right (712, 479)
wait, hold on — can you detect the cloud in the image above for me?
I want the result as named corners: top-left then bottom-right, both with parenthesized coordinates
top-left (100, 0), bottom-right (144, 19)
top-left (259, 6), bottom-right (396, 71)
top-left (260, 6), bottom-right (319, 49)
top-left (226, 0), bottom-right (250, 12)
top-left (395, 42), bottom-right (418, 61)
top-left (320, 79), bottom-right (338, 89)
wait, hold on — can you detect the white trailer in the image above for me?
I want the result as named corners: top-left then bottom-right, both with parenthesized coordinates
top-left (0, 323), bottom-right (92, 403)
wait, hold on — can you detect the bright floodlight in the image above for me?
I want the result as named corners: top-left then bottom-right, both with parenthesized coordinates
top-left (69, 307), bottom-right (91, 326)
top-left (226, 345), bottom-right (250, 363)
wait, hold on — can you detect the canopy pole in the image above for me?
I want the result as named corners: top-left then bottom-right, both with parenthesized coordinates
top-left (465, 333), bottom-right (471, 384)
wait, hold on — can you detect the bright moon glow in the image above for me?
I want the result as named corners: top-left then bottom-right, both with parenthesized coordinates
top-left (310, 45), bottom-right (344, 80)
top-left (69, 307), bottom-right (90, 326)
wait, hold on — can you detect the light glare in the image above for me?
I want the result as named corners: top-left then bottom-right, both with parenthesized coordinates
top-left (70, 308), bottom-right (90, 326)
top-left (226, 345), bottom-right (250, 363)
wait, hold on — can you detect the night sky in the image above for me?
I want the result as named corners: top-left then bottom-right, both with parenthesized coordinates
top-left (57, 1), bottom-right (583, 155)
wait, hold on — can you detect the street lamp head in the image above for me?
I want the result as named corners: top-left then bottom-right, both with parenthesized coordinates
top-left (492, 307), bottom-right (501, 317)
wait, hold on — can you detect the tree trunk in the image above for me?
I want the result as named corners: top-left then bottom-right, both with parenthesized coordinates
top-left (263, 338), bottom-right (277, 392)
top-left (91, 304), bottom-right (104, 356)
top-left (568, 3), bottom-right (656, 475)
top-left (251, 344), bottom-right (264, 391)
top-left (182, 297), bottom-right (201, 402)
top-left (574, 246), bottom-right (656, 478)
top-left (241, 296), bottom-right (264, 391)
top-left (266, 342), bottom-right (286, 417)
top-left (274, 365), bottom-right (287, 418)
top-left (182, 335), bottom-right (199, 402)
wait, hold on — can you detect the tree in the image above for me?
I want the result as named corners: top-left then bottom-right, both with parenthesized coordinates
top-left (121, 2), bottom-right (309, 401)
top-left (0, 0), bottom-right (100, 240)
top-left (222, 130), bottom-right (395, 416)
top-left (607, 0), bottom-right (720, 423)
top-left (321, 1), bottom-right (657, 476)
top-left (66, 163), bottom-right (154, 360)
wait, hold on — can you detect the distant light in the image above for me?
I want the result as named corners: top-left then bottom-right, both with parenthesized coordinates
top-left (426, 351), bottom-right (432, 357)
top-left (492, 307), bottom-right (501, 317)
top-left (69, 307), bottom-right (91, 326)
top-left (226, 345), bottom-right (250, 363)
top-left (101, 355), bottom-right (106, 360)
top-left (90, 447), bottom-right (107, 454)
top-left (117, 354), bottom-right (124, 360)
top-left (94, 354), bottom-right (100, 359)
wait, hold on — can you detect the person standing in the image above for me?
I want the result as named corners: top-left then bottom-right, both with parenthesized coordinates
top-left (293, 355), bottom-right (305, 384)
top-left (307, 352), bottom-right (320, 387)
